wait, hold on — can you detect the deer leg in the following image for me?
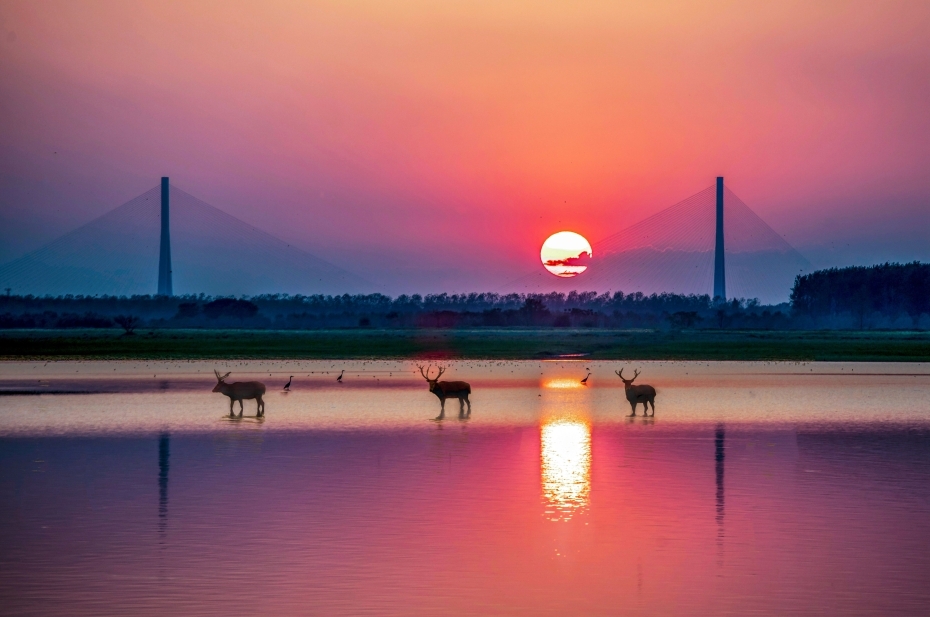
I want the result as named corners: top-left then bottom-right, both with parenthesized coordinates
top-left (229, 398), bottom-right (235, 417)
top-left (435, 398), bottom-right (446, 421)
top-left (238, 400), bottom-right (244, 417)
top-left (629, 401), bottom-right (637, 417)
top-left (257, 397), bottom-right (264, 417)
top-left (465, 395), bottom-right (471, 417)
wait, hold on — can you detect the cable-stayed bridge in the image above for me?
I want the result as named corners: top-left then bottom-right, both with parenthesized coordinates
top-left (0, 180), bottom-right (372, 297)
top-left (0, 177), bottom-right (810, 302)
top-left (506, 179), bottom-right (811, 304)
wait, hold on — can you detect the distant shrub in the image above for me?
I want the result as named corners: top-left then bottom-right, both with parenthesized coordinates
top-left (553, 314), bottom-right (571, 328)
top-left (55, 312), bottom-right (114, 328)
top-left (203, 298), bottom-right (259, 319)
top-left (175, 302), bottom-right (200, 318)
top-left (668, 311), bottom-right (701, 329)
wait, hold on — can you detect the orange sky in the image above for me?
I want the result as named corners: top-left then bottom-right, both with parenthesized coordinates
top-left (1, 1), bottom-right (929, 291)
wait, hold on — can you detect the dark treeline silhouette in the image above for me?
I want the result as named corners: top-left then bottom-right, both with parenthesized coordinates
top-left (1, 263), bottom-right (927, 331)
top-left (0, 290), bottom-right (785, 330)
top-left (791, 262), bottom-right (930, 329)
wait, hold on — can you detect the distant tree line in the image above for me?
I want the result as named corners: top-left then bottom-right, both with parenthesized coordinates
top-left (0, 290), bottom-right (786, 331)
top-left (1, 262), bottom-right (927, 331)
top-left (790, 262), bottom-right (930, 328)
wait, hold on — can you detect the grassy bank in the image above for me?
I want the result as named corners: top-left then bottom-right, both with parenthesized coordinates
top-left (1, 328), bottom-right (929, 361)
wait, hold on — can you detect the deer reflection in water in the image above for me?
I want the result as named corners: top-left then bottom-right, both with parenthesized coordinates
top-left (417, 365), bottom-right (471, 420)
top-left (616, 368), bottom-right (657, 416)
top-left (212, 370), bottom-right (266, 417)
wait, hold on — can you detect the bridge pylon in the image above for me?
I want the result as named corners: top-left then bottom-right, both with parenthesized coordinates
top-left (713, 176), bottom-right (725, 302)
top-left (157, 177), bottom-right (173, 296)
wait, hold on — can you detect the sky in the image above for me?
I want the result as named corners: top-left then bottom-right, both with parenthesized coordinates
top-left (1, 0), bottom-right (929, 294)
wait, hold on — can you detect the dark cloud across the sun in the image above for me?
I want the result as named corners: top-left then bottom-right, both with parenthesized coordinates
top-left (544, 252), bottom-right (592, 268)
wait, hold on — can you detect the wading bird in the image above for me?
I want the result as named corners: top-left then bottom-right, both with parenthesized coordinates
top-left (336, 370), bottom-right (344, 383)
top-left (581, 372), bottom-right (591, 385)
top-left (615, 368), bottom-right (656, 416)
top-left (283, 376), bottom-right (293, 391)
top-left (417, 365), bottom-right (471, 420)
top-left (213, 370), bottom-right (266, 417)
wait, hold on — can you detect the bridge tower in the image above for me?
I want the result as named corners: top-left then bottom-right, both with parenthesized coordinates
top-left (157, 177), bottom-right (173, 296)
top-left (713, 176), bottom-right (725, 302)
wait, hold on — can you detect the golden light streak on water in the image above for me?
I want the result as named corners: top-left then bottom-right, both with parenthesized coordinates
top-left (542, 378), bottom-right (584, 390)
top-left (540, 418), bottom-right (591, 521)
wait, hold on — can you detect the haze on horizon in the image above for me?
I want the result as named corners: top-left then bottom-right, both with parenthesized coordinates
top-left (1, 0), bottom-right (929, 296)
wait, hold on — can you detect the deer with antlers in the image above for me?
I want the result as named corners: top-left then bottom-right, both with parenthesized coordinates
top-left (212, 370), bottom-right (266, 417)
top-left (615, 368), bottom-right (656, 417)
top-left (417, 365), bottom-right (471, 420)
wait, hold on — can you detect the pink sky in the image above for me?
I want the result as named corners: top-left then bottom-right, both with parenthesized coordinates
top-left (1, 1), bottom-right (929, 292)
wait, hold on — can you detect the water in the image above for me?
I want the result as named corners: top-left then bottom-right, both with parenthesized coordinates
top-left (1, 360), bottom-right (929, 616)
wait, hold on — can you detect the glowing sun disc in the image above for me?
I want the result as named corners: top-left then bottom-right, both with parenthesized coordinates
top-left (540, 231), bottom-right (592, 278)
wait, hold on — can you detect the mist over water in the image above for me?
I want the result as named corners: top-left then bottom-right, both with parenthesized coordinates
top-left (1, 361), bottom-right (929, 615)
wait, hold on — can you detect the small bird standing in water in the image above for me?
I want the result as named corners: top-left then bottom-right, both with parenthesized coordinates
top-left (336, 370), bottom-right (344, 383)
top-left (581, 372), bottom-right (591, 385)
top-left (283, 376), bottom-right (293, 391)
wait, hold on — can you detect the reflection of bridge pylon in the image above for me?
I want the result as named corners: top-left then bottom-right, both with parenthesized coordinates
top-left (506, 178), bottom-right (811, 305)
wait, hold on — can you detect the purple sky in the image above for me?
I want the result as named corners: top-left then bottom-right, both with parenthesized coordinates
top-left (1, 1), bottom-right (929, 294)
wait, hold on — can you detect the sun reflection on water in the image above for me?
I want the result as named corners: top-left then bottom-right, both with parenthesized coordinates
top-left (541, 418), bottom-right (591, 521)
top-left (542, 378), bottom-right (585, 390)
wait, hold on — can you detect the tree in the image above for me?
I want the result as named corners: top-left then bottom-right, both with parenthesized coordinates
top-left (114, 314), bottom-right (141, 335)
top-left (905, 263), bottom-right (930, 328)
top-left (668, 311), bottom-right (701, 329)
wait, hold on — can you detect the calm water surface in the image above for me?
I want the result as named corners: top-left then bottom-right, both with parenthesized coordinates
top-left (1, 360), bottom-right (929, 616)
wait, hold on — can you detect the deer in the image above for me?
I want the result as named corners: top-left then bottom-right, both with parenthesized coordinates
top-left (615, 368), bottom-right (656, 416)
top-left (417, 365), bottom-right (471, 420)
top-left (212, 370), bottom-right (266, 417)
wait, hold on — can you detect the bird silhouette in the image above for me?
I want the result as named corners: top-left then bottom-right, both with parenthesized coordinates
top-left (283, 376), bottom-right (293, 391)
top-left (336, 370), bottom-right (344, 383)
top-left (580, 372), bottom-right (591, 385)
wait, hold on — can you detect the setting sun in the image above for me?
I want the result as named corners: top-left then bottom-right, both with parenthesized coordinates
top-left (540, 231), bottom-right (592, 278)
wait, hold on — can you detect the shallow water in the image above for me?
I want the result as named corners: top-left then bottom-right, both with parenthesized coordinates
top-left (1, 360), bottom-right (929, 616)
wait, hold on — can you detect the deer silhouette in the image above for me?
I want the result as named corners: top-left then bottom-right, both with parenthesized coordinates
top-left (615, 368), bottom-right (656, 416)
top-left (418, 365), bottom-right (471, 420)
top-left (213, 370), bottom-right (266, 417)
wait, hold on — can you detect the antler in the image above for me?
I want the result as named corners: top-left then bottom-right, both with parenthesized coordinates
top-left (616, 368), bottom-right (625, 379)
top-left (632, 369), bottom-right (640, 381)
top-left (416, 365), bottom-right (446, 381)
top-left (214, 370), bottom-right (230, 381)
